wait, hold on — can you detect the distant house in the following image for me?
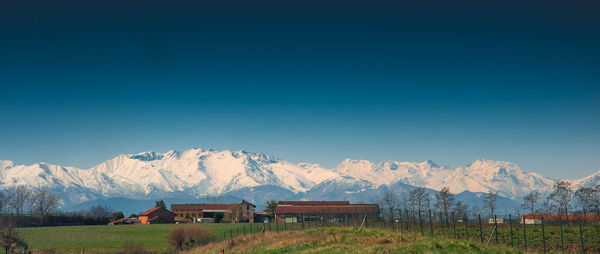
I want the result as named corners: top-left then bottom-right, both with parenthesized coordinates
top-left (109, 216), bottom-right (139, 225)
top-left (171, 200), bottom-right (256, 223)
top-left (487, 217), bottom-right (504, 224)
top-left (138, 206), bottom-right (176, 224)
top-left (521, 214), bottom-right (600, 224)
top-left (274, 201), bottom-right (380, 223)
top-left (254, 211), bottom-right (270, 223)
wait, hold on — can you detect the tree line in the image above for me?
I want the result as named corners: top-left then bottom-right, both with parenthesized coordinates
top-left (374, 180), bottom-right (600, 220)
top-left (0, 185), bottom-right (60, 218)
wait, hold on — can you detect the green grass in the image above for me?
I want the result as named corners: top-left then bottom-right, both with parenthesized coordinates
top-left (17, 223), bottom-right (249, 253)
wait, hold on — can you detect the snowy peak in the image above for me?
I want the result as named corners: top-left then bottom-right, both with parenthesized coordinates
top-left (1, 149), bottom-right (599, 211)
top-left (129, 151), bottom-right (163, 161)
top-left (573, 170), bottom-right (600, 188)
top-left (0, 160), bottom-right (15, 170)
top-left (445, 159), bottom-right (555, 199)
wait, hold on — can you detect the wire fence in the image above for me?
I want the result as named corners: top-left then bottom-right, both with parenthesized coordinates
top-left (176, 209), bottom-right (600, 253)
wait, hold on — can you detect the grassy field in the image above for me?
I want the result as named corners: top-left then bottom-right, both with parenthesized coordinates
top-left (16, 221), bottom-right (600, 253)
top-left (188, 227), bottom-right (521, 254)
top-left (18, 223), bottom-right (247, 253)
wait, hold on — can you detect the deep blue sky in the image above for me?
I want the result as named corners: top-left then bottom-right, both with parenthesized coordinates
top-left (1, 0), bottom-right (599, 178)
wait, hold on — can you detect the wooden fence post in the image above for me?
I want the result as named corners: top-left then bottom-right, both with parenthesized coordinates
top-left (509, 214), bottom-right (514, 248)
top-left (478, 214), bottom-right (483, 243)
top-left (522, 215), bottom-right (527, 252)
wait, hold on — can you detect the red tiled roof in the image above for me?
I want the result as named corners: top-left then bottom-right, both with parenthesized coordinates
top-left (522, 214), bottom-right (600, 221)
top-left (109, 217), bottom-right (129, 225)
top-left (139, 206), bottom-right (174, 216)
top-left (277, 201), bottom-right (350, 206)
top-left (139, 207), bottom-right (162, 216)
top-left (171, 204), bottom-right (235, 211)
top-left (275, 204), bottom-right (379, 214)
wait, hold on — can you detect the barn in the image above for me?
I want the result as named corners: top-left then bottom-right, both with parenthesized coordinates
top-left (138, 206), bottom-right (176, 224)
top-left (274, 201), bottom-right (380, 223)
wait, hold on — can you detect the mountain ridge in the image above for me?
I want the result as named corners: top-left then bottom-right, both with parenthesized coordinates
top-left (1, 148), bottom-right (598, 213)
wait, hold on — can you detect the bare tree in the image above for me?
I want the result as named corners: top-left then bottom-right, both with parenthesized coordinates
top-left (224, 204), bottom-right (243, 223)
top-left (435, 187), bottom-right (455, 225)
top-left (88, 205), bottom-right (114, 219)
top-left (574, 187), bottom-right (593, 218)
top-left (547, 180), bottom-right (572, 218)
top-left (537, 200), bottom-right (551, 214)
top-left (0, 216), bottom-right (23, 254)
top-left (513, 206), bottom-right (522, 219)
top-left (5, 185), bottom-right (31, 215)
top-left (30, 188), bottom-right (61, 225)
top-left (521, 191), bottom-right (540, 214)
top-left (592, 185), bottom-right (600, 216)
top-left (452, 200), bottom-right (469, 218)
top-left (381, 190), bottom-right (399, 221)
top-left (484, 190), bottom-right (498, 218)
top-left (0, 192), bottom-right (5, 215)
top-left (409, 187), bottom-right (430, 213)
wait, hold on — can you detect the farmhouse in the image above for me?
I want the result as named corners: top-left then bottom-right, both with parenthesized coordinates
top-left (521, 214), bottom-right (600, 224)
top-left (274, 201), bottom-right (380, 223)
top-left (171, 200), bottom-right (255, 223)
top-left (138, 206), bottom-right (176, 224)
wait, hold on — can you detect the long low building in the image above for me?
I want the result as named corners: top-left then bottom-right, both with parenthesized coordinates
top-left (521, 214), bottom-right (600, 224)
top-left (274, 201), bottom-right (380, 223)
top-left (171, 200), bottom-right (255, 223)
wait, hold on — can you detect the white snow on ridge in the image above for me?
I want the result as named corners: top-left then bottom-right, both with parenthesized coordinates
top-left (0, 149), bottom-right (598, 208)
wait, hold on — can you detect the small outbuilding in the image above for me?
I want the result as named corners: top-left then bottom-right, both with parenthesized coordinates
top-left (138, 206), bottom-right (176, 224)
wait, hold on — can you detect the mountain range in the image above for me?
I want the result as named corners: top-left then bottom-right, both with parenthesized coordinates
top-left (1, 148), bottom-right (598, 214)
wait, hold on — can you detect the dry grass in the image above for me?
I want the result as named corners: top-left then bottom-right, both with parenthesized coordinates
top-left (185, 227), bottom-right (518, 254)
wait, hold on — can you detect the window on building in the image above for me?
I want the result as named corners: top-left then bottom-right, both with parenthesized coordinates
top-left (180, 213), bottom-right (183, 217)
top-left (246, 204), bottom-right (249, 210)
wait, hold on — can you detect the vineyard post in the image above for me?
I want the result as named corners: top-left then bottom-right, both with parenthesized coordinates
top-left (465, 213), bottom-right (469, 240)
top-left (382, 208), bottom-right (387, 230)
top-left (419, 210), bottom-right (424, 236)
top-left (338, 207), bottom-right (341, 228)
top-left (355, 207), bottom-right (358, 227)
top-left (559, 217), bottom-right (564, 253)
top-left (509, 214), bottom-right (514, 248)
top-left (391, 207), bottom-right (395, 232)
top-left (440, 211), bottom-right (445, 237)
top-left (452, 212), bottom-right (456, 239)
top-left (478, 214), bottom-right (483, 243)
top-left (578, 218), bottom-right (585, 254)
top-left (541, 217), bottom-right (546, 253)
top-left (407, 209), bottom-right (411, 233)
top-left (522, 215), bottom-right (527, 252)
top-left (429, 209), bottom-right (434, 237)
top-left (494, 215), bottom-right (498, 243)
top-left (399, 209), bottom-right (403, 233)
top-left (321, 208), bottom-right (325, 227)
top-left (364, 206), bottom-right (368, 228)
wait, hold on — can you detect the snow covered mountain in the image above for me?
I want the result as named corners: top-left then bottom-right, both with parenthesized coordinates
top-left (1, 149), bottom-right (598, 213)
